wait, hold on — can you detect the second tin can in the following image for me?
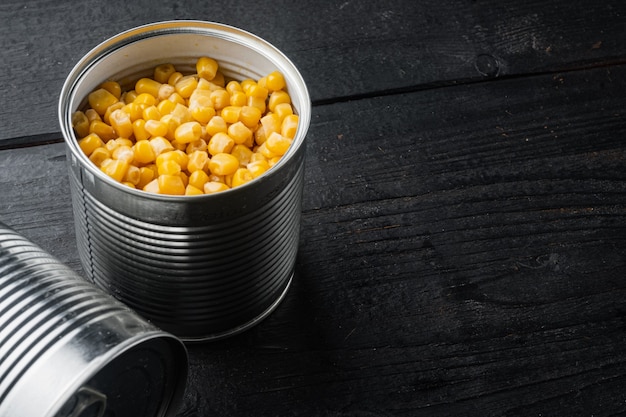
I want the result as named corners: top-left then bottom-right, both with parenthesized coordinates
top-left (58, 21), bottom-right (311, 341)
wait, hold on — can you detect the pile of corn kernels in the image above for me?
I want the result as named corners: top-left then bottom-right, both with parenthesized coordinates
top-left (72, 56), bottom-right (298, 195)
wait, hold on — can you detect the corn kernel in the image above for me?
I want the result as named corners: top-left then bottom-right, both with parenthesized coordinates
top-left (134, 93), bottom-right (157, 107)
top-left (226, 81), bottom-right (243, 94)
top-left (143, 178), bottom-right (160, 194)
top-left (281, 114), bottom-right (299, 139)
top-left (247, 159), bottom-right (270, 178)
top-left (143, 119), bottom-right (168, 138)
top-left (231, 144), bottom-right (253, 166)
top-left (208, 153), bottom-right (239, 176)
top-left (168, 92), bottom-right (186, 105)
top-left (197, 56), bottom-right (219, 80)
top-left (274, 102), bottom-right (293, 121)
top-left (72, 111), bottom-right (90, 138)
top-left (112, 145), bottom-right (134, 164)
top-left (109, 109), bottom-right (133, 138)
top-left (246, 95), bottom-right (266, 113)
top-left (228, 122), bottom-right (252, 145)
top-left (210, 89), bottom-right (230, 110)
top-left (167, 71), bottom-right (184, 86)
top-left (239, 106), bottom-right (262, 128)
top-left (123, 90), bottom-right (138, 104)
top-left (135, 78), bottom-right (162, 97)
top-left (208, 132), bottom-right (234, 156)
top-left (100, 80), bottom-right (122, 99)
top-left (131, 119), bottom-right (149, 142)
top-left (185, 185), bottom-right (204, 196)
top-left (101, 158), bottom-right (129, 182)
top-left (157, 159), bottom-right (181, 176)
top-left (79, 133), bottom-right (104, 156)
top-left (231, 168), bottom-right (254, 188)
top-left (103, 102), bottom-right (124, 125)
top-left (89, 147), bottom-right (111, 167)
top-left (229, 91), bottom-right (246, 107)
top-left (123, 182), bottom-right (136, 189)
top-left (142, 105), bottom-right (161, 121)
top-left (157, 98), bottom-right (177, 116)
top-left (123, 102), bottom-right (144, 122)
top-left (221, 106), bottom-right (241, 124)
top-left (204, 181), bottom-right (230, 194)
top-left (123, 165), bottom-right (141, 185)
top-left (157, 174), bottom-right (185, 195)
top-left (240, 79), bottom-right (256, 95)
top-left (157, 150), bottom-right (189, 171)
top-left (89, 120), bottom-right (117, 142)
top-left (260, 113), bottom-right (282, 137)
top-left (149, 136), bottom-right (175, 156)
top-left (254, 125), bottom-right (267, 146)
top-left (205, 116), bottom-right (227, 136)
top-left (188, 169), bottom-right (210, 190)
top-left (158, 83), bottom-right (176, 102)
top-left (186, 139), bottom-right (207, 154)
top-left (187, 150), bottom-right (209, 172)
top-left (85, 108), bottom-right (101, 123)
top-left (268, 90), bottom-right (291, 113)
top-left (154, 63), bottom-right (176, 84)
top-left (137, 166), bottom-right (156, 189)
top-left (88, 88), bottom-right (118, 115)
top-left (174, 121), bottom-right (202, 144)
top-left (175, 75), bottom-right (199, 98)
top-left (257, 141), bottom-right (277, 159)
top-left (212, 71), bottom-right (225, 87)
top-left (266, 71), bottom-right (286, 91)
top-left (133, 140), bottom-right (156, 164)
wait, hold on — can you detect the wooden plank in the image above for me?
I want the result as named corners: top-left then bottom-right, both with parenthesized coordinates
top-left (1, 63), bottom-right (626, 415)
top-left (1, 0), bottom-right (626, 141)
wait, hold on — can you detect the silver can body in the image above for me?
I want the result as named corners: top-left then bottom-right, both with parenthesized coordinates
top-left (0, 223), bottom-right (187, 417)
top-left (58, 21), bottom-right (311, 341)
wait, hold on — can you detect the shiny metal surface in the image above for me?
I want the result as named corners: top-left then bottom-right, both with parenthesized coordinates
top-left (59, 21), bottom-right (311, 341)
top-left (0, 224), bottom-right (187, 417)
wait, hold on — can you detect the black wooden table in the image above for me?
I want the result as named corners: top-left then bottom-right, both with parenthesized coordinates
top-left (2, 1), bottom-right (626, 415)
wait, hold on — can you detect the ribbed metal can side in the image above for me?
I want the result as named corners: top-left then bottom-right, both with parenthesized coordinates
top-left (0, 224), bottom-right (187, 417)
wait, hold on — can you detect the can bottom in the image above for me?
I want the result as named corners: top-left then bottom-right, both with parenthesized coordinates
top-left (180, 272), bottom-right (293, 343)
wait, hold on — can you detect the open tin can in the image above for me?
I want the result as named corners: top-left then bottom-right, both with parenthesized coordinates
top-left (0, 222), bottom-right (187, 417)
top-left (58, 21), bottom-right (311, 341)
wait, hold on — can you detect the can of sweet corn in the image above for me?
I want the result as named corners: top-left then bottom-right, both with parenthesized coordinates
top-left (0, 222), bottom-right (187, 417)
top-left (58, 21), bottom-right (310, 341)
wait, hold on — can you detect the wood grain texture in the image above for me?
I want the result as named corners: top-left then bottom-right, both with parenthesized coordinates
top-left (1, 0), bottom-right (625, 141)
top-left (2, 61), bottom-right (625, 415)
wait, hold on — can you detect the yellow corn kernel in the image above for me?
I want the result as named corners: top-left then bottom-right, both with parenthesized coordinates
top-left (185, 184), bottom-right (204, 196)
top-left (88, 147), bottom-right (111, 167)
top-left (168, 92), bottom-right (186, 106)
top-left (115, 138), bottom-right (134, 148)
top-left (99, 80), bottom-right (122, 99)
top-left (123, 165), bottom-right (141, 185)
top-left (274, 102), bottom-right (293, 121)
top-left (101, 158), bottom-right (129, 182)
top-left (221, 106), bottom-right (241, 124)
top-left (133, 140), bottom-right (156, 164)
top-left (132, 119), bottom-right (150, 142)
top-left (157, 97), bottom-right (177, 116)
top-left (268, 156), bottom-right (281, 167)
top-left (186, 139), bottom-right (207, 154)
top-left (196, 56), bottom-right (219, 80)
top-left (89, 120), bottom-right (117, 142)
top-left (246, 84), bottom-right (268, 100)
top-left (123, 90), bottom-right (138, 104)
top-left (158, 83), bottom-right (176, 102)
top-left (204, 181), bottom-right (230, 194)
top-left (239, 106), bottom-right (262, 129)
top-left (268, 90), bottom-right (291, 113)
top-left (240, 79), bottom-right (256, 95)
top-left (231, 168), bottom-right (254, 188)
top-left (157, 159), bottom-right (181, 176)
top-left (72, 111), bottom-right (90, 139)
top-left (170, 103), bottom-right (192, 124)
top-left (135, 78), bottom-right (162, 97)
top-left (112, 145), bottom-right (134, 163)
top-left (105, 139), bottom-right (119, 153)
top-left (266, 71), bottom-right (286, 91)
top-left (208, 132), bottom-right (235, 156)
top-left (187, 150), bottom-right (209, 172)
top-left (228, 122), bottom-right (252, 145)
top-left (208, 153), bottom-right (239, 176)
top-left (167, 71), bottom-right (184, 86)
top-left (250, 152), bottom-right (267, 163)
top-left (257, 141), bottom-right (277, 159)
top-left (254, 125), bottom-right (267, 146)
top-left (154, 63), bottom-right (176, 84)
top-left (196, 78), bottom-right (222, 91)
top-left (231, 144), bottom-right (253, 166)
top-left (191, 105), bottom-right (216, 125)
top-left (246, 96), bottom-right (266, 113)
top-left (179, 171), bottom-right (189, 187)
top-left (144, 119), bottom-right (168, 138)
top-left (143, 178), bottom-right (160, 194)
top-left (257, 76), bottom-right (268, 90)
top-left (79, 133), bottom-right (104, 156)
top-left (247, 159), bottom-right (270, 178)
top-left (260, 113), bottom-right (282, 137)
top-left (212, 71), bottom-right (225, 87)
top-left (103, 101), bottom-right (124, 125)
top-left (208, 174), bottom-right (224, 183)
top-left (88, 88), bottom-right (118, 115)
top-left (149, 136), bottom-right (175, 156)
top-left (175, 75), bottom-right (199, 98)
top-left (205, 116), bottom-right (227, 136)
top-left (170, 140), bottom-right (187, 151)
top-left (159, 115), bottom-right (179, 141)
top-left (134, 92), bottom-right (157, 107)
top-left (85, 108), bottom-right (101, 123)
top-left (109, 109), bottom-right (133, 138)
top-left (157, 150), bottom-right (189, 171)
top-left (226, 81), bottom-right (243, 94)
top-left (229, 91), bottom-right (246, 107)
top-left (265, 132), bottom-right (292, 156)
top-left (210, 89), bottom-right (230, 110)
top-left (281, 114), bottom-right (299, 139)
top-left (137, 166), bottom-right (156, 189)
top-left (174, 121), bottom-right (202, 144)
top-left (142, 105), bottom-right (161, 121)
top-left (188, 169), bottom-right (210, 190)
top-left (157, 174), bottom-right (185, 195)
top-left (123, 102), bottom-right (144, 122)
